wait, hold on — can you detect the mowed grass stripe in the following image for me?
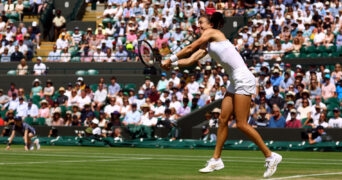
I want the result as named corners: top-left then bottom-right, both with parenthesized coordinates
top-left (1, 146), bottom-right (342, 180)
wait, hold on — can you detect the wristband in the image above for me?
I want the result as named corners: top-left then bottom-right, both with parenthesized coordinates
top-left (170, 54), bottom-right (178, 62)
top-left (171, 61), bottom-right (178, 67)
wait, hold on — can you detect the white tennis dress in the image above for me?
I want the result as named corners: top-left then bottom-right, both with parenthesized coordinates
top-left (207, 40), bottom-right (256, 95)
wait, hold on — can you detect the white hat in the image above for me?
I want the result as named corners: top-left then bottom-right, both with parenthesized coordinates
top-left (212, 108), bottom-right (221, 114)
top-left (77, 77), bottom-right (83, 81)
top-left (324, 69), bottom-right (330, 73)
top-left (37, 56), bottom-right (42, 60)
top-left (205, 66), bottom-right (212, 71)
top-left (199, 84), bottom-right (205, 88)
top-left (138, 90), bottom-right (144, 94)
top-left (96, 45), bottom-right (101, 49)
top-left (91, 119), bottom-right (99, 125)
top-left (290, 109), bottom-right (297, 113)
top-left (32, 21), bottom-right (37, 27)
top-left (101, 40), bottom-right (106, 44)
top-left (276, 57), bottom-right (282, 62)
top-left (257, 1), bottom-right (262, 4)
top-left (195, 66), bottom-right (201, 70)
top-left (296, 64), bottom-right (302, 69)
top-left (183, 69), bottom-right (189, 74)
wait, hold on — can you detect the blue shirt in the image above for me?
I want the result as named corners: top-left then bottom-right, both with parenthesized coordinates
top-left (12, 122), bottom-right (36, 135)
top-left (124, 110), bottom-right (141, 124)
top-left (268, 116), bottom-right (286, 128)
top-left (270, 75), bottom-right (283, 87)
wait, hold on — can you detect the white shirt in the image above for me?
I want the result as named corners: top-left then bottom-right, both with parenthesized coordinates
top-left (16, 102), bottom-right (28, 117)
top-left (93, 51), bottom-right (106, 62)
top-left (33, 63), bottom-right (47, 75)
top-left (27, 103), bottom-right (39, 117)
top-left (56, 38), bottom-right (69, 50)
top-left (186, 81), bottom-right (199, 94)
top-left (328, 117), bottom-right (342, 128)
top-left (104, 104), bottom-right (121, 116)
top-left (140, 116), bottom-right (158, 126)
top-left (77, 96), bottom-right (91, 109)
top-left (94, 89), bottom-right (108, 103)
top-left (92, 126), bottom-right (102, 135)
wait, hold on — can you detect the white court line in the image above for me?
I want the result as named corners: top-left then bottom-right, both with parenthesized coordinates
top-left (266, 172), bottom-right (342, 180)
top-left (0, 157), bottom-right (152, 166)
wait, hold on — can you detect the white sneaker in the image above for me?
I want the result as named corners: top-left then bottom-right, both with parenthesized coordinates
top-left (34, 139), bottom-right (41, 150)
top-left (199, 158), bottom-right (224, 173)
top-left (263, 152), bottom-right (282, 178)
top-left (30, 145), bottom-right (34, 150)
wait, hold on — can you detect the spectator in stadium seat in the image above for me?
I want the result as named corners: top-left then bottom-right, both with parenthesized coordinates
top-left (60, 47), bottom-right (71, 62)
top-left (331, 63), bottom-right (342, 83)
top-left (42, 79), bottom-right (54, 97)
top-left (80, 44), bottom-right (93, 62)
top-left (321, 74), bottom-right (336, 100)
top-left (46, 44), bottom-right (61, 62)
top-left (322, 28), bottom-right (335, 47)
top-left (11, 45), bottom-right (24, 62)
top-left (285, 109), bottom-right (302, 128)
top-left (32, 57), bottom-right (46, 75)
top-left (268, 105), bottom-right (286, 128)
top-left (53, 9), bottom-right (66, 40)
top-left (92, 83), bottom-right (107, 111)
top-left (51, 109), bottom-right (64, 126)
top-left (0, 48), bottom-right (11, 62)
top-left (93, 45), bottom-right (106, 62)
top-left (38, 99), bottom-right (50, 119)
top-left (328, 108), bottom-right (342, 128)
top-left (113, 45), bottom-right (128, 62)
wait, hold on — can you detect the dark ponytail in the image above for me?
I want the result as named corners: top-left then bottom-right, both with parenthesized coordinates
top-left (199, 12), bottom-right (225, 29)
top-left (210, 12), bottom-right (224, 29)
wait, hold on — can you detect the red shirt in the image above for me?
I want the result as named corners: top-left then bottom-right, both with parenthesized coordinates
top-left (285, 119), bottom-right (302, 128)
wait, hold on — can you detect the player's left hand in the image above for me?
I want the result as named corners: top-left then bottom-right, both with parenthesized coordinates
top-left (161, 59), bottom-right (171, 71)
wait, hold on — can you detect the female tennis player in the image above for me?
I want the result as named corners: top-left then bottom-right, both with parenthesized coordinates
top-left (161, 12), bottom-right (282, 178)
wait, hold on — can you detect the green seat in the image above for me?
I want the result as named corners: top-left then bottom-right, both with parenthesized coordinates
top-left (124, 83), bottom-right (137, 92)
top-left (60, 105), bottom-right (67, 117)
top-left (306, 53), bottom-right (318, 58)
top-left (326, 45), bottom-right (336, 53)
top-left (326, 104), bottom-right (339, 111)
top-left (102, 18), bottom-right (112, 27)
top-left (316, 45), bottom-right (326, 53)
top-left (284, 53), bottom-right (296, 59)
top-left (23, 1), bottom-right (31, 8)
top-left (36, 117), bottom-right (46, 126)
top-left (71, 56), bottom-right (81, 62)
top-left (327, 111), bottom-right (334, 120)
top-left (24, 116), bottom-right (34, 125)
top-left (75, 70), bottom-right (88, 76)
top-left (89, 84), bottom-right (98, 92)
top-left (32, 95), bottom-right (41, 106)
top-left (324, 97), bottom-right (340, 106)
top-left (7, 70), bottom-right (17, 75)
top-left (303, 45), bottom-right (316, 53)
top-left (87, 69), bottom-right (99, 75)
top-left (329, 52), bottom-right (340, 57)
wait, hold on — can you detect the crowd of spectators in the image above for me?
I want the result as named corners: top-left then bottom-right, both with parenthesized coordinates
top-left (0, 0), bottom-right (342, 140)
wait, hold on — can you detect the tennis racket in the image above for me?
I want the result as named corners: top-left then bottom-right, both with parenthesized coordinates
top-left (137, 40), bottom-right (162, 68)
top-left (137, 33), bottom-right (199, 68)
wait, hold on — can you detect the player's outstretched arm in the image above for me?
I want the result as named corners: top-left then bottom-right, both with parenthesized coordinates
top-left (177, 48), bottom-right (208, 68)
top-left (6, 130), bottom-right (15, 150)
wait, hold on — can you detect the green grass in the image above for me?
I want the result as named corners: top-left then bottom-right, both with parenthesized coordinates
top-left (1, 146), bottom-right (342, 180)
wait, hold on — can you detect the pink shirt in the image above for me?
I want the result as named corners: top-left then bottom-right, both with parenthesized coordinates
top-left (321, 82), bottom-right (336, 100)
top-left (126, 33), bottom-right (137, 43)
top-left (155, 38), bottom-right (168, 49)
top-left (38, 108), bottom-right (50, 118)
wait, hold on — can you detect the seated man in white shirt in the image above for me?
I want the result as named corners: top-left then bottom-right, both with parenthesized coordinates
top-left (33, 56), bottom-right (47, 75)
top-left (92, 83), bottom-right (108, 111)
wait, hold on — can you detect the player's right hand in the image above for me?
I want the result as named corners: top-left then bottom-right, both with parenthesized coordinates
top-left (161, 59), bottom-right (171, 71)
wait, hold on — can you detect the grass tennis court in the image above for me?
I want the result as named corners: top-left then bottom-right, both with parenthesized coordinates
top-left (1, 146), bottom-right (342, 180)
